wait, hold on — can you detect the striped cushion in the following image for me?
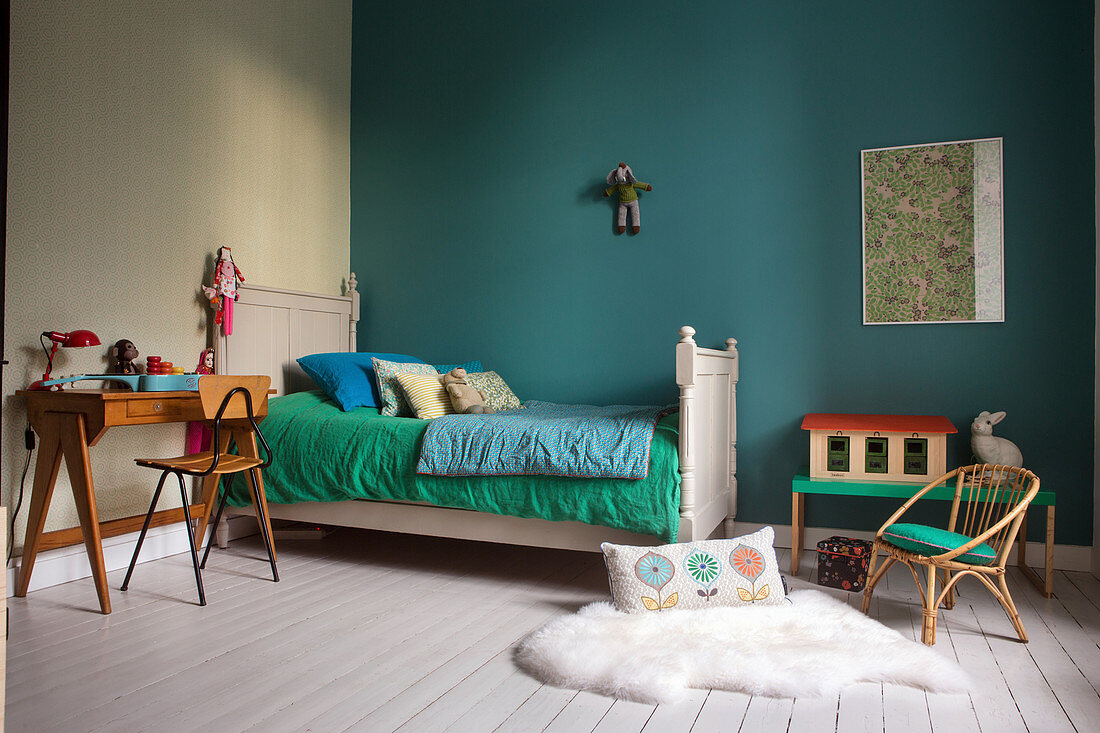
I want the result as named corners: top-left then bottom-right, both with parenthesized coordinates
top-left (396, 372), bottom-right (455, 420)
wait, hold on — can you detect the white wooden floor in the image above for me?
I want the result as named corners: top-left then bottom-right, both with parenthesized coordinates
top-left (6, 528), bottom-right (1100, 732)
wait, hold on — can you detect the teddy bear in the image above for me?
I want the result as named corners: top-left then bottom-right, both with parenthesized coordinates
top-left (442, 368), bottom-right (495, 414)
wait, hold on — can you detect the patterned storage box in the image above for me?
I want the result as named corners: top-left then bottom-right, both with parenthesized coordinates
top-left (816, 536), bottom-right (874, 592)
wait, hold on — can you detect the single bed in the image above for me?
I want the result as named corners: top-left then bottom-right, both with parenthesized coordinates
top-left (213, 276), bottom-right (739, 551)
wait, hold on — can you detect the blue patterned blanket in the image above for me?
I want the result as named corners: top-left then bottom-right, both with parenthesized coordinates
top-left (416, 401), bottom-right (675, 479)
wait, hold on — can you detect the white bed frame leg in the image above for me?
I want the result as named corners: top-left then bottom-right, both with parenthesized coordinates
top-left (725, 338), bottom-right (739, 538)
top-left (676, 327), bottom-right (698, 529)
top-left (215, 518), bottom-right (229, 548)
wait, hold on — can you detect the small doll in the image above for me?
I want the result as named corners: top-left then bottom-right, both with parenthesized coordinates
top-left (202, 247), bottom-right (245, 335)
top-left (603, 162), bottom-right (652, 234)
top-left (195, 347), bottom-right (215, 375)
top-left (186, 347), bottom-right (217, 455)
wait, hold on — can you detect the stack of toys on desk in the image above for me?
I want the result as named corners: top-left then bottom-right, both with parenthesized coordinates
top-left (145, 356), bottom-right (185, 375)
top-left (39, 344), bottom-right (207, 392)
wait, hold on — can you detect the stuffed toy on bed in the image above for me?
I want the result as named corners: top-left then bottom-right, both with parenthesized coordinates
top-left (442, 368), bottom-right (495, 414)
top-left (603, 162), bottom-right (652, 234)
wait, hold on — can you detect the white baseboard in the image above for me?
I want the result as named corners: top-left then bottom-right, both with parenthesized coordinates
top-left (6, 522), bottom-right (197, 597)
top-left (731, 521), bottom-right (1094, 573)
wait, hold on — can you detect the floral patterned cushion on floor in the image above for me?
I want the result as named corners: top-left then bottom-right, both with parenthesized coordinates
top-left (601, 527), bottom-right (787, 613)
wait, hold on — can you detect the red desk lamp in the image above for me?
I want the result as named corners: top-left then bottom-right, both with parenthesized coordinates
top-left (28, 329), bottom-right (102, 390)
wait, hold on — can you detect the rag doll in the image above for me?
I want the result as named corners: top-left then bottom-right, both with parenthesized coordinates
top-left (202, 247), bottom-right (245, 335)
top-left (603, 162), bottom-right (652, 234)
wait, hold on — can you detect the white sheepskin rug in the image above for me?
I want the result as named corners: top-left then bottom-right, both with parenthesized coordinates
top-left (515, 590), bottom-right (970, 704)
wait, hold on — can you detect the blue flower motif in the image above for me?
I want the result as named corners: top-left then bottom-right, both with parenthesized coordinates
top-left (635, 552), bottom-right (674, 591)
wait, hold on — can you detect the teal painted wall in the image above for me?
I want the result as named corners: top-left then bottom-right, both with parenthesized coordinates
top-left (351, 1), bottom-right (1095, 545)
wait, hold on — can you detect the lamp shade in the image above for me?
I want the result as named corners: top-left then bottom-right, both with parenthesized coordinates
top-left (47, 330), bottom-right (101, 347)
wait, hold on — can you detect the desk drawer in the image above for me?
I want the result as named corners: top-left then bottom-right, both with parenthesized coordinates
top-left (126, 399), bottom-right (186, 420)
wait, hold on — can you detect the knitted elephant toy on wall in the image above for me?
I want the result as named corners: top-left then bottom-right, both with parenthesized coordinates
top-left (603, 162), bottom-right (652, 234)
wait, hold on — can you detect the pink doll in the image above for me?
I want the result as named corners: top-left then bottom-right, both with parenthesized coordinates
top-left (186, 347), bottom-right (216, 454)
top-left (196, 347), bottom-right (215, 375)
top-left (202, 247), bottom-right (245, 335)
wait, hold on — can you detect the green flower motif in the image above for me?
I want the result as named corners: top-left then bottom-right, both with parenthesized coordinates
top-left (683, 551), bottom-right (721, 585)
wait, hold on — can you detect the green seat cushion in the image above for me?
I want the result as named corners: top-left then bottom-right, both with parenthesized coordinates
top-left (882, 523), bottom-right (997, 565)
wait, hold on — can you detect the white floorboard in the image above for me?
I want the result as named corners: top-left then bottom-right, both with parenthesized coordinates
top-left (5, 535), bottom-right (1098, 732)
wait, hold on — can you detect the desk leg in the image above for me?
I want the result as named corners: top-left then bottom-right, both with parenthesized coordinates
top-left (1017, 504), bottom-right (1056, 599)
top-left (15, 416), bottom-right (63, 597)
top-left (234, 429), bottom-right (276, 564)
top-left (57, 414), bottom-right (111, 614)
top-left (791, 492), bottom-right (804, 576)
top-left (195, 430), bottom-right (232, 548)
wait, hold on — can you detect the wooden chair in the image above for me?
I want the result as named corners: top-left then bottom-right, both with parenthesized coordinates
top-left (860, 463), bottom-right (1040, 646)
top-left (121, 376), bottom-right (278, 606)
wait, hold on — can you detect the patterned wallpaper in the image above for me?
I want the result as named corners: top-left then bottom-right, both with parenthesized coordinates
top-left (3, 1), bottom-right (351, 552)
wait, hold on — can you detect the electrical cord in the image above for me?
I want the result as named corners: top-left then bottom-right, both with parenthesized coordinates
top-left (8, 426), bottom-right (33, 564)
top-left (39, 332), bottom-right (53, 372)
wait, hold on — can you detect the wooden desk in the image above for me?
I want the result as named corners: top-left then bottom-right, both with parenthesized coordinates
top-left (791, 467), bottom-right (1056, 598)
top-left (15, 388), bottom-right (271, 613)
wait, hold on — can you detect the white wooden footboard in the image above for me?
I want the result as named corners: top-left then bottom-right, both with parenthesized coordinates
top-left (675, 326), bottom-right (738, 541)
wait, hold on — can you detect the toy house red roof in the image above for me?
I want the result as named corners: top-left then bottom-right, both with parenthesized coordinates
top-left (801, 413), bottom-right (957, 434)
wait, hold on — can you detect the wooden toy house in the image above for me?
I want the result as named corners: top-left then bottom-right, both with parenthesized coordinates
top-left (801, 413), bottom-right (957, 482)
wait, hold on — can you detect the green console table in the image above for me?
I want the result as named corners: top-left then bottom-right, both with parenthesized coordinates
top-left (791, 467), bottom-right (1056, 597)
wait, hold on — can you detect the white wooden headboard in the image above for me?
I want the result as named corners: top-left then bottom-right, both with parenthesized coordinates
top-left (215, 275), bottom-right (360, 395)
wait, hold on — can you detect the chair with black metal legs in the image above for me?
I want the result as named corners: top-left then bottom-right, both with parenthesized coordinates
top-left (121, 375), bottom-right (278, 605)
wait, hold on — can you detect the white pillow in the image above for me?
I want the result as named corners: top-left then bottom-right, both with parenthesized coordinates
top-left (601, 527), bottom-right (786, 613)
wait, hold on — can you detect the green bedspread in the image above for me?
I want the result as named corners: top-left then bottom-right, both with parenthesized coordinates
top-left (225, 390), bottom-right (682, 542)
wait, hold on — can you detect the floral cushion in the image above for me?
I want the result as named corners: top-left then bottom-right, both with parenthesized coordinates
top-left (465, 371), bottom-right (522, 411)
top-left (601, 527), bottom-right (787, 613)
top-left (372, 358), bottom-right (438, 417)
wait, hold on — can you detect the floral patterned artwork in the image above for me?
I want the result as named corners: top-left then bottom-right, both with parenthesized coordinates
top-left (862, 138), bottom-right (1003, 324)
top-left (635, 551), bottom-right (679, 611)
top-left (730, 544), bottom-right (769, 603)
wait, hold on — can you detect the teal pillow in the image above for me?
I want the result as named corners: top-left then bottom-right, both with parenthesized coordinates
top-left (297, 352), bottom-right (426, 411)
top-left (882, 523), bottom-right (997, 565)
top-left (434, 360), bottom-right (483, 375)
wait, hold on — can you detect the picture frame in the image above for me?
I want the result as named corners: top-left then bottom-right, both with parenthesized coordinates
top-left (861, 137), bottom-right (1004, 325)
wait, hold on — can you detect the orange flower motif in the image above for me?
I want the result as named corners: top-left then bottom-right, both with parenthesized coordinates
top-left (730, 544), bottom-right (765, 582)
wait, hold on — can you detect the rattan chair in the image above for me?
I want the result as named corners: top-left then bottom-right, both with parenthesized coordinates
top-left (121, 376), bottom-right (278, 606)
top-left (860, 463), bottom-right (1040, 646)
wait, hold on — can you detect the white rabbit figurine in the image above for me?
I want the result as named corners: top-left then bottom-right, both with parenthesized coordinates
top-left (970, 410), bottom-right (1023, 467)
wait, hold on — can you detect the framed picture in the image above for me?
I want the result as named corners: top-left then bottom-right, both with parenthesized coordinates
top-left (861, 137), bottom-right (1003, 324)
